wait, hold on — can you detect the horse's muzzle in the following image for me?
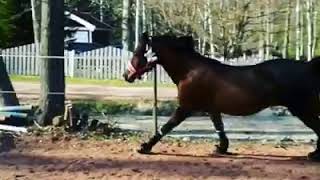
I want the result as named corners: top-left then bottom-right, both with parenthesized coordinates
top-left (123, 70), bottom-right (135, 83)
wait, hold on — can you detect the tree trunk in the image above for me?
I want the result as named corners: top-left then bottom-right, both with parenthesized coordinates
top-left (300, 2), bottom-right (304, 59)
top-left (31, 0), bottom-right (41, 59)
top-left (201, 2), bottom-right (209, 55)
top-left (306, 0), bottom-right (314, 61)
top-left (0, 56), bottom-right (19, 106)
top-left (312, 0), bottom-right (317, 57)
top-left (135, 0), bottom-right (141, 48)
top-left (122, 0), bottom-right (131, 50)
top-left (36, 0), bottom-right (65, 126)
top-left (99, 0), bottom-right (104, 22)
top-left (220, 0), bottom-right (227, 60)
top-left (296, 0), bottom-right (301, 60)
top-left (282, 1), bottom-right (291, 59)
top-left (142, 0), bottom-right (147, 32)
top-left (265, 0), bottom-right (271, 59)
top-left (208, 0), bottom-right (215, 57)
top-left (259, 9), bottom-right (265, 60)
top-left (31, 0), bottom-right (41, 46)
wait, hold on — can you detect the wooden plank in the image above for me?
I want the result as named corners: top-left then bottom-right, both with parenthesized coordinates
top-left (92, 50), bottom-right (96, 79)
top-left (0, 124), bottom-right (27, 133)
top-left (27, 44), bottom-right (31, 75)
top-left (112, 47), bottom-right (116, 79)
top-left (84, 52), bottom-right (88, 79)
top-left (98, 48), bottom-right (103, 79)
top-left (95, 50), bottom-right (100, 79)
top-left (30, 44), bottom-right (35, 75)
top-left (116, 48), bottom-right (121, 78)
top-left (14, 47), bottom-right (19, 75)
top-left (103, 48), bottom-right (107, 79)
top-left (21, 45), bottom-right (26, 75)
top-left (106, 47), bottom-right (111, 79)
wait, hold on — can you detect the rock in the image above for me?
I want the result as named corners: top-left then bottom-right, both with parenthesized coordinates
top-left (52, 116), bottom-right (64, 127)
top-left (182, 137), bottom-right (191, 142)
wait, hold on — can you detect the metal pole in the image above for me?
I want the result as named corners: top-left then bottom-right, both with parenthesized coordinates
top-left (153, 65), bottom-right (158, 134)
top-left (150, 9), bottom-right (158, 135)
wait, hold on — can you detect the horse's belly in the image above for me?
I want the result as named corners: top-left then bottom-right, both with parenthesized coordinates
top-left (214, 92), bottom-right (268, 116)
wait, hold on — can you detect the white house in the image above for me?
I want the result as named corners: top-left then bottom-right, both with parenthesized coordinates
top-left (64, 11), bottom-right (112, 52)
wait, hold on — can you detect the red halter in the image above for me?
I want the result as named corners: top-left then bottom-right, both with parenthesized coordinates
top-left (127, 45), bottom-right (158, 78)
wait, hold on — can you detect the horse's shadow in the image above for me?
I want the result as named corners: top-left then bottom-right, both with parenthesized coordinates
top-left (149, 151), bottom-right (308, 162)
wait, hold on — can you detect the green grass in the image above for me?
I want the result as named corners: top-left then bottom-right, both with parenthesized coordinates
top-left (10, 75), bottom-right (175, 88)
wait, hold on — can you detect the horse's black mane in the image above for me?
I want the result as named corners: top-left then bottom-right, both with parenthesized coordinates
top-left (151, 35), bottom-right (196, 53)
top-left (151, 35), bottom-right (222, 64)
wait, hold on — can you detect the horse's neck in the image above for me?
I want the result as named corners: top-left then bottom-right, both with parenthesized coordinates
top-left (159, 54), bottom-right (192, 85)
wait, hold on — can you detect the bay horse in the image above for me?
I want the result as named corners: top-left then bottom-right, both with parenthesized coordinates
top-left (123, 32), bottom-right (320, 161)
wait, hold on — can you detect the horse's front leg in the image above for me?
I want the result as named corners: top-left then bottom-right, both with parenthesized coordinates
top-left (138, 107), bottom-right (191, 154)
top-left (210, 113), bottom-right (229, 154)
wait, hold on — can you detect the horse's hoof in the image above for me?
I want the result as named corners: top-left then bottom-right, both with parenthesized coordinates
top-left (215, 145), bottom-right (229, 155)
top-left (137, 143), bottom-right (152, 154)
top-left (308, 151), bottom-right (320, 162)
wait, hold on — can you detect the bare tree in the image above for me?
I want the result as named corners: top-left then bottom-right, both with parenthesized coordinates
top-left (143, 0), bottom-right (318, 60)
top-left (265, 0), bottom-right (271, 59)
top-left (296, 0), bottom-right (301, 60)
top-left (306, 0), bottom-right (314, 61)
top-left (312, 1), bottom-right (318, 57)
top-left (135, 0), bottom-right (141, 48)
top-left (282, 1), bottom-right (291, 58)
top-left (142, 0), bottom-right (147, 32)
top-left (208, 0), bottom-right (215, 57)
top-left (122, 0), bottom-right (132, 50)
top-left (31, 0), bottom-right (41, 53)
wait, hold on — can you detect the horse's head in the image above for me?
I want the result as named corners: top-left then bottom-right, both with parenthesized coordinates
top-left (123, 32), bottom-right (158, 83)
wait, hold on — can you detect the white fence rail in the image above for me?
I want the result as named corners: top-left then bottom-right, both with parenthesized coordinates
top-left (0, 44), bottom-right (267, 83)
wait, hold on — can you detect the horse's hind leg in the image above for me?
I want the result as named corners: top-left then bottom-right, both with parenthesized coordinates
top-left (210, 113), bottom-right (229, 154)
top-left (290, 108), bottom-right (320, 161)
top-left (137, 107), bottom-right (191, 154)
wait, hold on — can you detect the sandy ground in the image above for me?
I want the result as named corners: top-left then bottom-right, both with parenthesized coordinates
top-left (0, 135), bottom-right (319, 180)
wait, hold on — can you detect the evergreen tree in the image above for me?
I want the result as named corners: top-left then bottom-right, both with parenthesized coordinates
top-left (0, 0), bottom-right (15, 48)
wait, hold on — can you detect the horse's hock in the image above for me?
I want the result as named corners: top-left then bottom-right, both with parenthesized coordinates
top-left (0, 133), bottom-right (15, 152)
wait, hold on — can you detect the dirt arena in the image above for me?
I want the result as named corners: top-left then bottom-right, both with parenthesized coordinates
top-left (0, 134), bottom-right (319, 180)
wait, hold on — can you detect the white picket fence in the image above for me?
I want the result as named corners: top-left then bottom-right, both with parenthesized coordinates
top-left (0, 43), bottom-right (267, 83)
top-left (0, 43), bottom-right (173, 83)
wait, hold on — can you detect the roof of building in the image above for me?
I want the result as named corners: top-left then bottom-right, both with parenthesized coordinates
top-left (65, 11), bottom-right (112, 31)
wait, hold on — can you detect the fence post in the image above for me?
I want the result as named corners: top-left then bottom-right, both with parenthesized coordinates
top-left (69, 50), bottom-right (75, 78)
